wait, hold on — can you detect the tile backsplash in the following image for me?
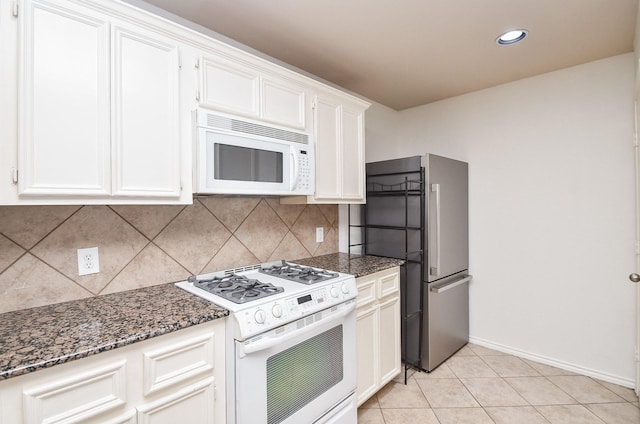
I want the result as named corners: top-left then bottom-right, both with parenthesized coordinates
top-left (0, 197), bottom-right (338, 313)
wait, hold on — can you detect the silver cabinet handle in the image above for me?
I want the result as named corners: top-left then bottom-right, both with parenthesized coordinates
top-left (430, 183), bottom-right (441, 277)
top-left (629, 273), bottom-right (640, 283)
top-left (431, 275), bottom-right (473, 293)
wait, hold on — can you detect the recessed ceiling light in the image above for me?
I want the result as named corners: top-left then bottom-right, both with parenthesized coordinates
top-left (496, 29), bottom-right (528, 45)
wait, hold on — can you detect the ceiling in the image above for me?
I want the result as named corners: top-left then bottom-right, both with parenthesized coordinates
top-left (138, 0), bottom-right (638, 111)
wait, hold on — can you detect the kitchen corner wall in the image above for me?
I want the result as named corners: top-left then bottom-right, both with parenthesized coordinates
top-left (363, 53), bottom-right (636, 385)
top-left (0, 197), bottom-right (338, 313)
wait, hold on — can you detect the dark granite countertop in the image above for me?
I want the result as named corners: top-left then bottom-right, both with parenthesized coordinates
top-left (0, 253), bottom-right (397, 382)
top-left (296, 253), bottom-right (404, 278)
top-left (0, 283), bottom-right (228, 381)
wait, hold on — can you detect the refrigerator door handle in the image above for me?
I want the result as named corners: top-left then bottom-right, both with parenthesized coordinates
top-left (430, 275), bottom-right (473, 293)
top-left (430, 183), bottom-right (441, 277)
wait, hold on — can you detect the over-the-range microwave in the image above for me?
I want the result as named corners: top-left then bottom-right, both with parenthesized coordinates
top-left (193, 109), bottom-right (315, 196)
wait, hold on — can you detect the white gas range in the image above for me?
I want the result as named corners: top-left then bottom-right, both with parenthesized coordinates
top-left (176, 260), bottom-right (358, 424)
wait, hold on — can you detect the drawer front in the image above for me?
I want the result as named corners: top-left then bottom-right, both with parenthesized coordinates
top-left (378, 268), bottom-right (400, 298)
top-left (143, 332), bottom-right (215, 396)
top-left (356, 278), bottom-right (376, 308)
top-left (23, 360), bottom-right (126, 424)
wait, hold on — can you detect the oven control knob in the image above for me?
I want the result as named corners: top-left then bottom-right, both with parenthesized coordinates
top-left (254, 309), bottom-right (266, 324)
top-left (341, 284), bottom-right (350, 294)
top-left (330, 286), bottom-right (339, 298)
top-left (272, 304), bottom-right (283, 318)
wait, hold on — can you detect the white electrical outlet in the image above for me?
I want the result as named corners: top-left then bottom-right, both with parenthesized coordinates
top-left (316, 227), bottom-right (324, 243)
top-left (77, 247), bottom-right (100, 276)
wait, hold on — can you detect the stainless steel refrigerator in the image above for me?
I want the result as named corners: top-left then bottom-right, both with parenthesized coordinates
top-left (364, 154), bottom-right (470, 372)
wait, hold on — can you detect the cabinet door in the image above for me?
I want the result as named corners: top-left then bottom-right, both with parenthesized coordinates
top-left (19, 0), bottom-right (110, 196)
top-left (200, 55), bottom-right (259, 118)
top-left (23, 360), bottom-right (127, 424)
top-left (261, 76), bottom-right (306, 129)
top-left (356, 306), bottom-right (378, 406)
top-left (313, 95), bottom-right (341, 199)
top-left (111, 25), bottom-right (181, 197)
top-left (340, 103), bottom-right (365, 201)
top-left (378, 295), bottom-right (401, 387)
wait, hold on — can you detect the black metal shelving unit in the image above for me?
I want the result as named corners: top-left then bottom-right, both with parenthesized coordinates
top-left (348, 168), bottom-right (425, 384)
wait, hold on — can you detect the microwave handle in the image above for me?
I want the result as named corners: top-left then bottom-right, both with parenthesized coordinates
top-left (290, 150), bottom-right (299, 190)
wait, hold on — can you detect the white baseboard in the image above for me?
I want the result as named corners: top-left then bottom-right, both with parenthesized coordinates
top-left (468, 336), bottom-right (636, 389)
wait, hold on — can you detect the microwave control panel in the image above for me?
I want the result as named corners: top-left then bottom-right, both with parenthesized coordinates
top-left (294, 147), bottom-right (313, 193)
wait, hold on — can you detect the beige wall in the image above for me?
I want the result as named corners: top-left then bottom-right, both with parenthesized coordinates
top-left (360, 53), bottom-right (636, 385)
top-left (0, 198), bottom-right (338, 313)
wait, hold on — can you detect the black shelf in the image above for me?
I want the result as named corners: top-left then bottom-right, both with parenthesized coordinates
top-left (348, 171), bottom-right (426, 384)
top-left (361, 224), bottom-right (422, 231)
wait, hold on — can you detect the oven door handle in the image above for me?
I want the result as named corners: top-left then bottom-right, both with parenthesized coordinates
top-left (240, 302), bottom-right (356, 356)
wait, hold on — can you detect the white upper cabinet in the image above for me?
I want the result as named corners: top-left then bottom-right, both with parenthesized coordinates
top-left (199, 53), bottom-right (309, 131)
top-left (111, 25), bottom-right (181, 198)
top-left (19, 0), bottom-right (111, 197)
top-left (4, 0), bottom-right (192, 204)
top-left (340, 101), bottom-right (366, 201)
top-left (281, 89), bottom-right (369, 204)
top-left (199, 55), bottom-right (260, 118)
top-left (261, 76), bottom-right (307, 129)
top-left (0, 0), bottom-right (368, 204)
top-left (314, 95), bottom-right (341, 199)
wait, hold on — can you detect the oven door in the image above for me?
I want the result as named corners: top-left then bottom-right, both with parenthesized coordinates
top-left (234, 300), bottom-right (357, 424)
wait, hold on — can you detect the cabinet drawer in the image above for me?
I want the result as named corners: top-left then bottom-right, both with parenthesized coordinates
top-left (143, 332), bottom-right (215, 396)
top-left (356, 278), bottom-right (376, 308)
top-left (378, 269), bottom-right (400, 298)
top-left (23, 360), bottom-right (126, 424)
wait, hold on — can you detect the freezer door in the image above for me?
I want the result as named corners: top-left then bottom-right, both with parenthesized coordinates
top-left (425, 154), bottom-right (469, 282)
top-left (423, 273), bottom-right (471, 371)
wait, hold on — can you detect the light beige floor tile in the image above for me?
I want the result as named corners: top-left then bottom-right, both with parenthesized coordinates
top-left (392, 366), bottom-right (417, 383)
top-left (505, 376), bottom-right (578, 405)
top-left (523, 359), bottom-right (578, 376)
top-left (381, 408), bottom-right (439, 424)
top-left (468, 344), bottom-right (509, 356)
top-left (536, 404), bottom-right (606, 424)
top-left (357, 407), bottom-right (385, 424)
top-left (452, 344), bottom-right (477, 356)
top-left (586, 402), bottom-right (640, 424)
top-left (485, 406), bottom-right (550, 424)
top-left (595, 380), bottom-right (639, 403)
top-left (483, 355), bottom-right (541, 377)
top-left (376, 377), bottom-right (430, 408)
top-left (461, 377), bottom-right (529, 407)
top-left (359, 395), bottom-right (379, 409)
top-left (433, 407), bottom-right (495, 424)
top-left (547, 376), bottom-right (624, 404)
top-left (416, 378), bottom-right (479, 408)
top-left (414, 362), bottom-right (457, 379)
top-left (447, 355), bottom-right (499, 378)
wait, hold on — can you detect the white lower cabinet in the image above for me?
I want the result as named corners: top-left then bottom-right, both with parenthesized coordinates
top-left (356, 267), bottom-right (401, 406)
top-left (0, 319), bottom-right (225, 424)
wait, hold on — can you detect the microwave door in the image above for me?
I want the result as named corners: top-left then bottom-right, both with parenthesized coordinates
top-left (201, 130), bottom-right (291, 194)
top-left (214, 143), bottom-right (284, 184)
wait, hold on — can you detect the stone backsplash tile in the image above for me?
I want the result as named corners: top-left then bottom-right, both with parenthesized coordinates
top-left (0, 198), bottom-right (338, 313)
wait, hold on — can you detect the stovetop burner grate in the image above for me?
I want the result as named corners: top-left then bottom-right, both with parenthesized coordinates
top-left (259, 261), bottom-right (339, 285)
top-left (188, 274), bottom-right (284, 304)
